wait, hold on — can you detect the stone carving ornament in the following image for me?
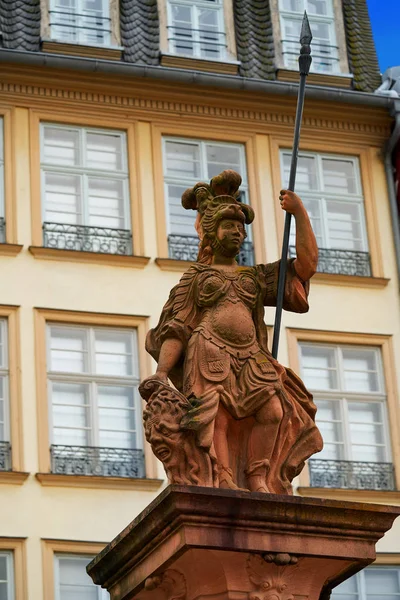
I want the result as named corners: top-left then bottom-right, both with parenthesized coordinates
top-left (140, 170), bottom-right (323, 494)
top-left (246, 554), bottom-right (298, 600)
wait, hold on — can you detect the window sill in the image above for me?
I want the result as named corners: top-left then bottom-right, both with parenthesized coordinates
top-left (276, 69), bottom-right (353, 89)
top-left (156, 257), bottom-right (194, 272)
top-left (160, 53), bottom-right (239, 75)
top-left (29, 246), bottom-right (150, 268)
top-left (0, 471), bottom-right (29, 485)
top-left (297, 486), bottom-right (400, 505)
top-left (313, 272), bottom-right (390, 288)
top-left (41, 40), bottom-right (122, 61)
top-left (0, 243), bottom-right (23, 257)
top-left (36, 472), bottom-right (163, 491)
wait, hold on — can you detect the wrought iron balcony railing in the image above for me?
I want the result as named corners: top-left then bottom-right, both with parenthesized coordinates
top-left (168, 26), bottom-right (227, 58)
top-left (0, 216), bottom-right (5, 243)
top-left (282, 38), bottom-right (340, 72)
top-left (289, 246), bottom-right (372, 277)
top-left (309, 459), bottom-right (396, 491)
top-left (49, 10), bottom-right (111, 45)
top-left (50, 445), bottom-right (145, 479)
top-left (0, 441), bottom-right (11, 472)
top-left (43, 222), bottom-right (133, 255)
top-left (168, 234), bottom-right (255, 266)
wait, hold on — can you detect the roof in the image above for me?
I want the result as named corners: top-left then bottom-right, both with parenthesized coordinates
top-left (0, 0), bottom-right (381, 93)
top-left (342, 0), bottom-right (382, 92)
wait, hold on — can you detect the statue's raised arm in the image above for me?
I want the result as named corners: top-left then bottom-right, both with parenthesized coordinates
top-left (139, 170), bottom-right (323, 494)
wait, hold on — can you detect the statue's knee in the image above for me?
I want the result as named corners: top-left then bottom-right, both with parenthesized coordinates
top-left (257, 397), bottom-right (283, 425)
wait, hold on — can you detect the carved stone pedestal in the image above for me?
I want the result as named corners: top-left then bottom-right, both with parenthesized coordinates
top-left (87, 486), bottom-right (400, 600)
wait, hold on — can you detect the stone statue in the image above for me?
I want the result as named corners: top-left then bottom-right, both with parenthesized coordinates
top-left (139, 170), bottom-right (323, 494)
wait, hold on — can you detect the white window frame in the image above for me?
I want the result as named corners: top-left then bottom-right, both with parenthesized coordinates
top-left (162, 136), bottom-right (250, 237)
top-left (278, 0), bottom-right (339, 74)
top-left (299, 343), bottom-right (391, 463)
top-left (0, 551), bottom-right (14, 600)
top-left (0, 319), bottom-right (10, 444)
top-left (40, 123), bottom-right (131, 231)
top-left (280, 150), bottom-right (369, 253)
top-left (47, 324), bottom-right (143, 451)
top-left (167, 0), bottom-right (227, 60)
top-left (332, 565), bottom-right (400, 599)
top-left (0, 118), bottom-right (4, 241)
top-left (54, 554), bottom-right (108, 600)
top-left (49, 0), bottom-right (111, 47)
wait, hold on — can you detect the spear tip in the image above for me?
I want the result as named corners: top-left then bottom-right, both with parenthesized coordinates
top-left (300, 11), bottom-right (312, 46)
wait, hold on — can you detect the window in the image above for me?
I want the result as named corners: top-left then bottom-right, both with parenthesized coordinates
top-left (49, 0), bottom-right (111, 47)
top-left (167, 0), bottom-right (227, 60)
top-left (0, 552), bottom-right (13, 600)
top-left (55, 554), bottom-right (109, 599)
top-left (279, 0), bottom-right (339, 73)
top-left (47, 324), bottom-right (144, 478)
top-left (0, 118), bottom-right (4, 243)
top-left (163, 137), bottom-right (254, 264)
top-left (281, 150), bottom-right (371, 276)
top-left (299, 343), bottom-right (395, 491)
top-left (0, 320), bottom-right (10, 472)
top-left (332, 566), bottom-right (400, 599)
top-left (40, 124), bottom-right (131, 255)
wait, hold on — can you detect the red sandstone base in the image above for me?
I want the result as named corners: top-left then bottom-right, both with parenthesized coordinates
top-left (87, 486), bottom-right (400, 600)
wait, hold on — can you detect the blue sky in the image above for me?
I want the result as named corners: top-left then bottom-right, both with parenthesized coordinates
top-left (367, 0), bottom-right (400, 72)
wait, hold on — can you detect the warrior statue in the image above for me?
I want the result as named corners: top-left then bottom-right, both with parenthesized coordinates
top-left (140, 169), bottom-right (323, 495)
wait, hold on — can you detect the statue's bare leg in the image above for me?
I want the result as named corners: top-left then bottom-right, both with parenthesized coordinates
top-left (245, 394), bottom-right (283, 493)
top-left (214, 403), bottom-right (245, 490)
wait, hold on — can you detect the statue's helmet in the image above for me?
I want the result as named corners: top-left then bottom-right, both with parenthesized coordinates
top-left (181, 170), bottom-right (255, 241)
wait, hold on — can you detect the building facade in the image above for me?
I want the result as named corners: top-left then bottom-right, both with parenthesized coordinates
top-left (0, 0), bottom-right (399, 598)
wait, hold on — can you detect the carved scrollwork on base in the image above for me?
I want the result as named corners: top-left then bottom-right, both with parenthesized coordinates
top-left (140, 378), bottom-right (217, 486)
top-left (247, 554), bottom-right (299, 600)
top-left (144, 569), bottom-right (186, 600)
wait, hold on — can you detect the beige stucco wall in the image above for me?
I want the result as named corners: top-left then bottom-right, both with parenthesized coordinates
top-left (0, 69), bottom-right (399, 595)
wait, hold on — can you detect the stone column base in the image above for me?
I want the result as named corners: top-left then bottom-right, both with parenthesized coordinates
top-left (88, 486), bottom-right (400, 600)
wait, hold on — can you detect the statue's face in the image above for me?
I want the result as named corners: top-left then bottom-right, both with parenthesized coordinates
top-left (216, 218), bottom-right (245, 256)
top-left (145, 414), bottom-right (183, 468)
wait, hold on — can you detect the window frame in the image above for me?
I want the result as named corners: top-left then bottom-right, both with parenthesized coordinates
top-left (30, 112), bottom-right (144, 262)
top-left (166, 0), bottom-right (227, 61)
top-left (278, 0), bottom-right (340, 74)
top-left (298, 342), bottom-right (392, 463)
top-left (40, 122), bottom-right (131, 231)
top-left (0, 319), bottom-right (10, 446)
top-left (286, 329), bottom-right (400, 498)
top-left (49, 0), bottom-right (112, 48)
top-left (46, 323), bottom-right (143, 452)
top-left (332, 564), bottom-right (400, 599)
top-left (151, 125), bottom-right (262, 268)
top-left (162, 135), bottom-right (249, 237)
top-left (0, 550), bottom-right (14, 600)
top-left (35, 309), bottom-right (160, 485)
top-left (54, 552), bottom-right (108, 600)
top-left (270, 136), bottom-right (385, 282)
top-left (0, 307), bottom-right (23, 475)
top-left (0, 539), bottom-right (26, 600)
top-left (279, 149), bottom-right (369, 254)
top-left (42, 540), bottom-right (106, 600)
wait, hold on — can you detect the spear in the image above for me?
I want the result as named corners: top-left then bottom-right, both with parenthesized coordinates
top-left (271, 12), bottom-right (313, 360)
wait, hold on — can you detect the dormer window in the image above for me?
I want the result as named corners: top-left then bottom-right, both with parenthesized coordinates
top-left (279, 0), bottom-right (339, 73)
top-left (167, 0), bottom-right (227, 60)
top-left (49, 0), bottom-right (111, 47)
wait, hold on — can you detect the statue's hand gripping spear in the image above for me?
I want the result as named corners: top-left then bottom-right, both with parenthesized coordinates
top-left (271, 12), bottom-right (313, 360)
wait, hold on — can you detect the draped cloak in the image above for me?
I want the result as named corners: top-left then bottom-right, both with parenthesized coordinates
top-left (146, 259), bottom-right (323, 494)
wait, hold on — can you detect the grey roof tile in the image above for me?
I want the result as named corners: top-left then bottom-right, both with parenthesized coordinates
top-left (342, 0), bottom-right (381, 91)
top-left (0, 0), bottom-right (41, 51)
top-left (120, 0), bottom-right (160, 65)
top-left (233, 0), bottom-right (275, 80)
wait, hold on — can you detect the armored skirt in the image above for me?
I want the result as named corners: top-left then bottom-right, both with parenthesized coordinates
top-left (146, 259), bottom-right (323, 493)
